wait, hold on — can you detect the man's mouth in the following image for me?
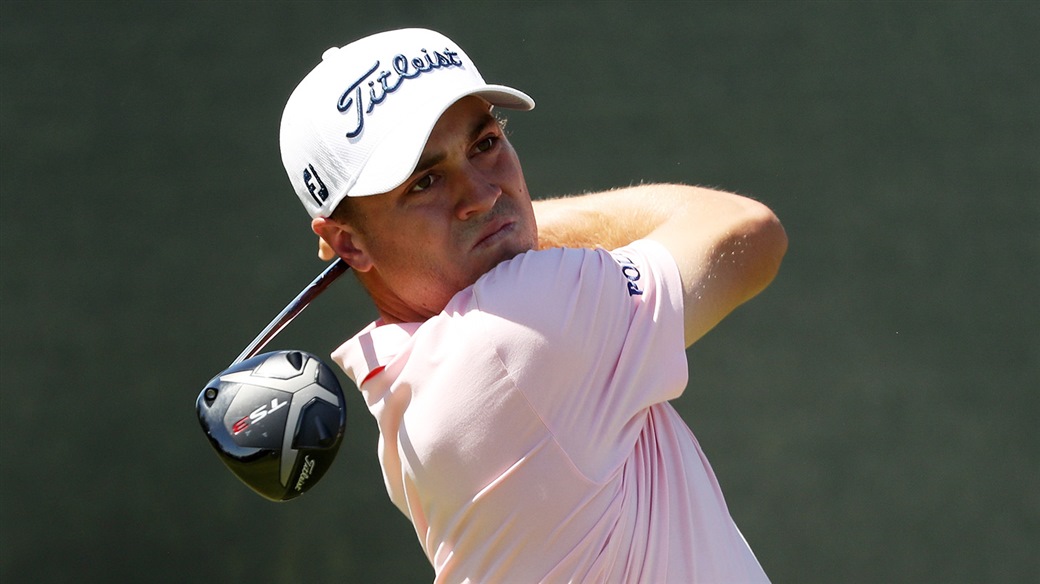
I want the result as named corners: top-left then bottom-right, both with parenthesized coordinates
top-left (473, 219), bottom-right (515, 249)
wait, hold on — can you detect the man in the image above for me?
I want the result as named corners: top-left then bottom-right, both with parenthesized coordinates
top-left (280, 28), bottom-right (787, 583)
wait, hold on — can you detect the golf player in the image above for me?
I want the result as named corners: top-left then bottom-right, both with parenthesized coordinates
top-left (279, 28), bottom-right (787, 583)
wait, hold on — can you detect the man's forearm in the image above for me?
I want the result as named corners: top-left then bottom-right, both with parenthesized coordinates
top-left (534, 185), bottom-right (663, 250)
top-left (534, 183), bottom-right (717, 250)
top-left (534, 183), bottom-right (787, 346)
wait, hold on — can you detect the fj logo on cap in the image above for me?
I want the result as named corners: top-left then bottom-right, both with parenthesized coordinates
top-left (337, 48), bottom-right (465, 139)
top-left (302, 164), bottom-right (329, 205)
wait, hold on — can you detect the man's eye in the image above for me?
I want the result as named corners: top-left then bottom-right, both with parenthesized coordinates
top-left (475, 136), bottom-right (496, 153)
top-left (411, 174), bottom-right (435, 192)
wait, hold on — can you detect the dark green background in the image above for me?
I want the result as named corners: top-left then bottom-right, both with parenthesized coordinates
top-left (1, 1), bottom-right (1037, 582)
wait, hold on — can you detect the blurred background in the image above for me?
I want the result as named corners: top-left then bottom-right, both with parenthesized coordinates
top-left (1, 1), bottom-right (1036, 582)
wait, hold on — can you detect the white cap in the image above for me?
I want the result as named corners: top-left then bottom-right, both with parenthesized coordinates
top-left (279, 28), bottom-right (535, 218)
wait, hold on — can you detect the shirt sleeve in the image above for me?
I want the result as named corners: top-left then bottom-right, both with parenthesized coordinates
top-left (468, 239), bottom-right (689, 482)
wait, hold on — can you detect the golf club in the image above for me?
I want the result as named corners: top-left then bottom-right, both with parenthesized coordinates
top-left (196, 258), bottom-right (351, 501)
top-left (233, 258), bottom-right (351, 365)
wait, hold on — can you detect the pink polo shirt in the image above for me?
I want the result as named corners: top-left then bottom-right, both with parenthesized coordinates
top-left (333, 239), bottom-right (768, 583)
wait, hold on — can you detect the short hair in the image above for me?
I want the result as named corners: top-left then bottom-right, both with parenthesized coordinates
top-left (328, 195), bottom-right (365, 233)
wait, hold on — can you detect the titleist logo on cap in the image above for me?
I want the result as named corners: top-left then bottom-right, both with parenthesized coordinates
top-left (337, 48), bottom-right (465, 139)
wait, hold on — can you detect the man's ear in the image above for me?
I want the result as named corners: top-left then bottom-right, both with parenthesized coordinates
top-left (311, 217), bottom-right (374, 272)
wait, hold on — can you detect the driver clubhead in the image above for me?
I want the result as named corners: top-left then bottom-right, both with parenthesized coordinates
top-left (196, 350), bottom-right (346, 501)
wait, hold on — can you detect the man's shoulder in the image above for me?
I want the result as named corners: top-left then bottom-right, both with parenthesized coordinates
top-left (473, 246), bottom-right (610, 299)
top-left (475, 240), bottom-right (675, 297)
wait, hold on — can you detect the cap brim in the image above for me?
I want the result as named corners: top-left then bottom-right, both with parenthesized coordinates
top-left (347, 84), bottom-right (534, 198)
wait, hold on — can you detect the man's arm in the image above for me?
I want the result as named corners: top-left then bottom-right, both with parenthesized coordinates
top-left (534, 184), bottom-right (788, 347)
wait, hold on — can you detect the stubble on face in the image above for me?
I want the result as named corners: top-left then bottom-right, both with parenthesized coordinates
top-left (344, 97), bottom-right (537, 322)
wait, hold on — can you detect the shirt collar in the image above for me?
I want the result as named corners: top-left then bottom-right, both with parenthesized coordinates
top-left (331, 319), bottom-right (422, 386)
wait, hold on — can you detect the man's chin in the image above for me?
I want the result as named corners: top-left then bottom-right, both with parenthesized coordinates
top-left (493, 238), bottom-right (536, 267)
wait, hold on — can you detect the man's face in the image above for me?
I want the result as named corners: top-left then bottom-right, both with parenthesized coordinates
top-left (345, 96), bottom-right (537, 320)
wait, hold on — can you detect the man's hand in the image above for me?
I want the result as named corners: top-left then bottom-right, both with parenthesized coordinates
top-left (318, 237), bottom-right (336, 261)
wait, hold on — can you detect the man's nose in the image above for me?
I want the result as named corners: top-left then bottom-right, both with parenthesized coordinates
top-left (455, 165), bottom-right (501, 220)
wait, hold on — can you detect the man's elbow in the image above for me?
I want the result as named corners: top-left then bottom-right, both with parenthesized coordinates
top-left (740, 201), bottom-right (788, 297)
